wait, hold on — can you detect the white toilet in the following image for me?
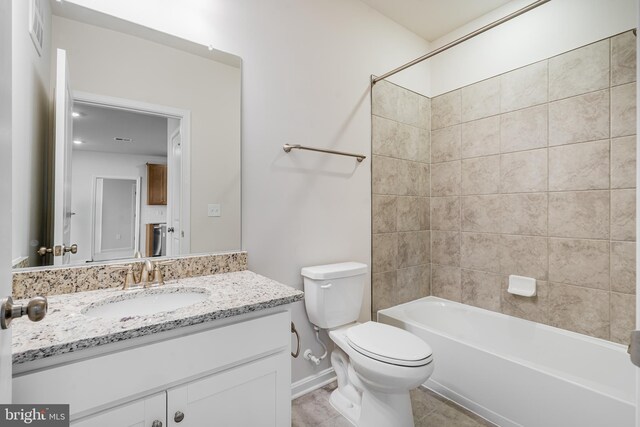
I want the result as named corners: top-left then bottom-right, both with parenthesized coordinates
top-left (302, 262), bottom-right (433, 427)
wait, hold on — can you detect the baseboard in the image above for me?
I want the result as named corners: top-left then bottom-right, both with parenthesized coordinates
top-left (291, 367), bottom-right (336, 400)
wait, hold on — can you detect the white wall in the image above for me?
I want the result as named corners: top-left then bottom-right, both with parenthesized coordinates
top-left (64, 0), bottom-right (431, 383)
top-left (11, 0), bottom-right (52, 266)
top-left (71, 150), bottom-right (166, 263)
top-left (428, 0), bottom-right (637, 96)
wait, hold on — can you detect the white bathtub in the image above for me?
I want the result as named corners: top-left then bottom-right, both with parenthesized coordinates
top-left (378, 296), bottom-right (636, 427)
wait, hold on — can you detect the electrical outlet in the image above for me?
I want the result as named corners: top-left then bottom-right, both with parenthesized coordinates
top-left (207, 204), bottom-right (221, 217)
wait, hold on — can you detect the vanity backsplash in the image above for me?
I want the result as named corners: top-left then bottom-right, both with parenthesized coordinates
top-left (12, 252), bottom-right (247, 299)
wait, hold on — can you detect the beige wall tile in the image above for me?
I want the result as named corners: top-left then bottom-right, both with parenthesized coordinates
top-left (372, 195), bottom-right (396, 233)
top-left (611, 189), bottom-right (636, 241)
top-left (431, 231), bottom-right (460, 267)
top-left (432, 90), bottom-right (461, 130)
top-left (418, 96), bottom-right (431, 131)
top-left (418, 128), bottom-right (431, 164)
top-left (611, 241), bottom-right (636, 294)
top-left (372, 233), bottom-right (397, 273)
top-left (610, 292), bottom-right (635, 344)
top-left (500, 193), bottom-right (547, 236)
top-left (431, 161), bottom-right (461, 196)
top-left (397, 160), bottom-right (421, 196)
top-left (372, 81), bottom-right (430, 128)
top-left (500, 60), bottom-right (548, 113)
top-left (461, 116), bottom-right (500, 158)
top-left (372, 155), bottom-right (399, 195)
top-left (548, 191), bottom-right (609, 239)
top-left (372, 80), bottom-right (399, 121)
top-left (500, 235), bottom-right (548, 280)
top-left (372, 115), bottom-right (399, 157)
top-left (419, 197), bottom-right (430, 230)
top-left (548, 283), bottom-right (609, 339)
top-left (548, 238), bottom-right (610, 290)
top-left (431, 125), bottom-right (461, 163)
top-left (502, 279), bottom-right (549, 324)
top-left (397, 86), bottom-right (421, 128)
top-left (611, 136), bottom-right (637, 189)
top-left (461, 195), bottom-right (501, 233)
top-left (611, 82), bottom-right (637, 138)
top-left (397, 196), bottom-right (421, 232)
top-left (398, 231), bottom-right (430, 268)
top-left (500, 104), bottom-right (548, 153)
top-left (372, 271), bottom-right (397, 313)
top-left (549, 39), bottom-right (610, 100)
top-left (397, 265), bottom-right (430, 304)
top-left (461, 155), bottom-right (500, 195)
top-left (611, 31), bottom-right (637, 86)
top-left (549, 89), bottom-right (609, 146)
top-left (548, 140), bottom-right (610, 191)
top-left (500, 149), bottom-right (547, 193)
top-left (430, 197), bottom-right (460, 231)
top-left (461, 269), bottom-right (501, 311)
top-left (461, 77), bottom-right (500, 122)
top-left (461, 232), bottom-right (500, 273)
top-left (431, 265), bottom-right (461, 302)
top-left (418, 163), bottom-right (430, 197)
top-left (396, 123), bottom-right (421, 161)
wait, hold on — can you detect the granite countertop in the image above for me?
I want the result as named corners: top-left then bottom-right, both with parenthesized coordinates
top-left (12, 270), bottom-right (304, 365)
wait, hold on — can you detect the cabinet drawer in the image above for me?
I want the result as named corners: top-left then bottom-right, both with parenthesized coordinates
top-left (13, 311), bottom-right (290, 420)
top-left (71, 393), bottom-right (165, 427)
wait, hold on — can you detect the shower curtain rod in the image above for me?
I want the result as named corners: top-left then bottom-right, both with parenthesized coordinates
top-left (372, 0), bottom-right (552, 84)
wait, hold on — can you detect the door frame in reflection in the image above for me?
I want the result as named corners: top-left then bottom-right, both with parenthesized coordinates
top-left (71, 91), bottom-right (192, 263)
top-left (91, 176), bottom-right (141, 262)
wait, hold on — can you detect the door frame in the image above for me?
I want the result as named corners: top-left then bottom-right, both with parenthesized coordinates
top-left (167, 127), bottom-right (182, 256)
top-left (73, 91), bottom-right (192, 254)
top-left (635, 5), bottom-right (640, 425)
top-left (0, 0), bottom-right (12, 403)
top-left (90, 175), bottom-right (141, 262)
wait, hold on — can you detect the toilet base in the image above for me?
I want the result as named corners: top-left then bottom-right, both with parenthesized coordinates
top-left (330, 385), bottom-right (415, 427)
top-left (329, 388), bottom-right (359, 426)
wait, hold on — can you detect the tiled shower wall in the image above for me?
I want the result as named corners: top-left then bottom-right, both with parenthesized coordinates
top-left (372, 30), bottom-right (637, 344)
top-left (371, 83), bottom-right (431, 315)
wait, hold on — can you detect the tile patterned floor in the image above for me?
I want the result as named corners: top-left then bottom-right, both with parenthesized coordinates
top-left (292, 382), bottom-right (496, 427)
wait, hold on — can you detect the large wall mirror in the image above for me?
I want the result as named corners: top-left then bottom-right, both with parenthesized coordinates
top-left (13, 0), bottom-right (242, 269)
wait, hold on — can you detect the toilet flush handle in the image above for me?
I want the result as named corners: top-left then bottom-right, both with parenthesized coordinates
top-left (320, 283), bottom-right (332, 289)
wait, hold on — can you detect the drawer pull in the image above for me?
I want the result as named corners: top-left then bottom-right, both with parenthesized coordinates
top-left (152, 421), bottom-right (163, 427)
top-left (174, 411), bottom-right (185, 423)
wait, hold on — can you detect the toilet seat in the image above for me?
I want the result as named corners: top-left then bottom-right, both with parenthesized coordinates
top-left (346, 322), bottom-right (432, 367)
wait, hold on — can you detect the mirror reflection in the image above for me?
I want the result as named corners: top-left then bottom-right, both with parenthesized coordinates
top-left (13, 1), bottom-right (242, 269)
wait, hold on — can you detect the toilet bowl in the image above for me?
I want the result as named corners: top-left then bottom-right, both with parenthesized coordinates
top-left (302, 262), bottom-right (434, 427)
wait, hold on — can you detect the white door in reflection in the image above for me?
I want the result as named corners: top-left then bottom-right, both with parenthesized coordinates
top-left (92, 177), bottom-right (141, 262)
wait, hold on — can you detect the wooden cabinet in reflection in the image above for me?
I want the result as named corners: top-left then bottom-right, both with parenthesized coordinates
top-left (147, 163), bottom-right (167, 205)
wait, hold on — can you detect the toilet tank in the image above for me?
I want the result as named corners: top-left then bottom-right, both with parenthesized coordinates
top-left (302, 262), bottom-right (368, 329)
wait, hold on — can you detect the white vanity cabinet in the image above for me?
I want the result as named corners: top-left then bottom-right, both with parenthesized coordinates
top-left (13, 310), bottom-right (292, 427)
top-left (72, 393), bottom-right (166, 427)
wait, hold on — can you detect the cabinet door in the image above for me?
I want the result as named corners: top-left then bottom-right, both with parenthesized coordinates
top-left (167, 352), bottom-right (290, 427)
top-left (72, 393), bottom-right (166, 427)
top-left (147, 164), bottom-right (167, 205)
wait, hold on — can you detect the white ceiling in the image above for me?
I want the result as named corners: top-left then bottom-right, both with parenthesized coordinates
top-left (72, 103), bottom-right (168, 157)
top-left (360, 0), bottom-right (514, 41)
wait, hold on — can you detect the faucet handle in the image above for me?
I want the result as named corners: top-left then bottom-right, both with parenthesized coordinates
top-left (107, 264), bottom-right (137, 290)
top-left (152, 260), bottom-right (174, 286)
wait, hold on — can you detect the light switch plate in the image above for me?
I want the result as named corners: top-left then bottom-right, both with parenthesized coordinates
top-left (207, 204), bottom-right (221, 217)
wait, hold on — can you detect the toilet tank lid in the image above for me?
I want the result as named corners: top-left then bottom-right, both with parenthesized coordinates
top-left (301, 262), bottom-right (368, 280)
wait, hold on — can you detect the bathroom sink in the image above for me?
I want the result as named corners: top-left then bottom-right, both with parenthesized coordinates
top-left (83, 288), bottom-right (209, 319)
